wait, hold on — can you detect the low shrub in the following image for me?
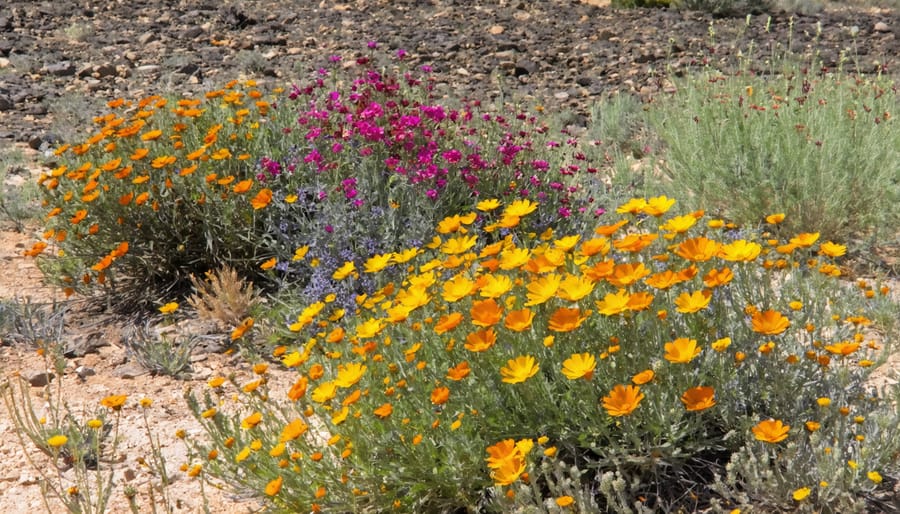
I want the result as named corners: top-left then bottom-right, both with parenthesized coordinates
top-left (645, 67), bottom-right (900, 248)
top-left (184, 196), bottom-right (898, 512)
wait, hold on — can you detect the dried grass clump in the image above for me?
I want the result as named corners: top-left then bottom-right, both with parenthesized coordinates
top-left (187, 266), bottom-right (259, 330)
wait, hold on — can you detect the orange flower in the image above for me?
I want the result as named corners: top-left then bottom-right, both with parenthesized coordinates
top-left (250, 188), bottom-right (273, 209)
top-left (464, 328), bottom-right (496, 352)
top-left (681, 386), bottom-right (716, 411)
top-left (602, 384), bottom-right (644, 417)
top-left (447, 361), bottom-right (471, 381)
top-left (606, 262), bottom-right (651, 287)
top-left (752, 419), bottom-right (790, 443)
top-left (232, 179), bottom-right (253, 194)
top-left (703, 267), bottom-right (734, 288)
top-left (612, 232), bottom-right (657, 253)
top-left (430, 386), bottom-right (450, 405)
top-left (374, 403), bottom-right (393, 419)
top-left (631, 369), bottom-right (654, 385)
top-left (547, 307), bottom-right (589, 332)
top-left (70, 209), bottom-right (88, 224)
top-left (675, 237), bottom-right (721, 262)
top-left (470, 298), bottom-right (503, 327)
top-left (265, 476), bottom-right (283, 496)
top-left (279, 419), bottom-right (309, 442)
top-left (751, 310), bottom-right (790, 335)
top-left (504, 308), bottom-right (535, 332)
top-left (434, 312), bottom-right (464, 334)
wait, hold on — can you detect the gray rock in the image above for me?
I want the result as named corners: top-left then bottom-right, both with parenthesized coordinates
top-left (45, 61), bottom-right (76, 76)
top-left (113, 364), bottom-right (147, 379)
top-left (0, 95), bottom-right (12, 111)
top-left (874, 22), bottom-right (890, 33)
top-left (26, 370), bottom-right (54, 387)
top-left (94, 64), bottom-right (117, 78)
top-left (75, 366), bottom-right (96, 381)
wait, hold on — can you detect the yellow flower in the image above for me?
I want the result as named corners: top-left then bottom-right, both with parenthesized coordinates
top-left (561, 353), bottom-right (596, 380)
top-left (642, 195), bottom-right (675, 216)
top-left (674, 289), bottom-right (712, 313)
top-left (595, 289), bottom-right (631, 316)
top-left (711, 337), bottom-right (731, 352)
top-left (681, 386), bottom-right (716, 411)
top-left (101, 394), bottom-right (128, 411)
top-left (792, 487), bottom-right (810, 501)
top-left (442, 274), bottom-right (476, 302)
top-left (441, 234), bottom-right (477, 255)
top-left (819, 241), bottom-right (846, 258)
top-left (364, 253), bottom-right (394, 273)
top-left (790, 232), bottom-right (820, 247)
top-left (765, 213), bottom-right (785, 224)
top-left (555, 496), bottom-right (575, 507)
top-left (241, 412), bottom-right (263, 430)
top-left (87, 419), bottom-right (103, 429)
top-left (480, 274), bottom-right (514, 298)
top-left (335, 362), bottom-right (367, 388)
top-left (332, 260), bottom-right (356, 280)
top-left (503, 198), bottom-right (538, 218)
top-left (602, 384), bottom-right (644, 417)
top-left (616, 197), bottom-right (647, 215)
top-left (867, 471), bottom-right (883, 484)
top-left (664, 338), bottom-right (702, 364)
top-left (718, 240), bottom-right (762, 262)
top-left (47, 435), bottom-right (68, 448)
top-left (556, 274), bottom-right (595, 302)
top-left (660, 214), bottom-right (697, 233)
top-left (524, 273), bottom-right (561, 306)
top-left (159, 302), bottom-right (179, 314)
top-left (751, 419), bottom-right (790, 443)
top-left (500, 355), bottom-right (540, 384)
top-left (311, 381), bottom-right (338, 403)
top-left (476, 198), bottom-right (501, 211)
top-left (751, 309), bottom-right (790, 335)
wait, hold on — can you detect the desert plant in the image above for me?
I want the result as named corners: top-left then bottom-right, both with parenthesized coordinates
top-left (188, 265), bottom-right (260, 330)
top-left (185, 196), bottom-right (899, 512)
top-left (645, 68), bottom-right (900, 248)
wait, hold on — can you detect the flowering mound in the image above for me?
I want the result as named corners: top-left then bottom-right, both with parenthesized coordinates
top-left (27, 52), bottom-right (615, 311)
top-left (185, 196), bottom-right (897, 512)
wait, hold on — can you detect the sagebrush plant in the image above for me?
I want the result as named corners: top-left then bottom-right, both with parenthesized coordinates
top-left (645, 67), bottom-right (899, 247)
top-left (184, 196), bottom-right (898, 512)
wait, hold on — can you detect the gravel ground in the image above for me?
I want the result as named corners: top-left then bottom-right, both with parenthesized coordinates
top-left (0, 0), bottom-right (897, 150)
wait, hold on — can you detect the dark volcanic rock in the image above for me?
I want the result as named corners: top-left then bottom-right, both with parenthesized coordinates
top-left (0, 0), bottom-right (895, 145)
